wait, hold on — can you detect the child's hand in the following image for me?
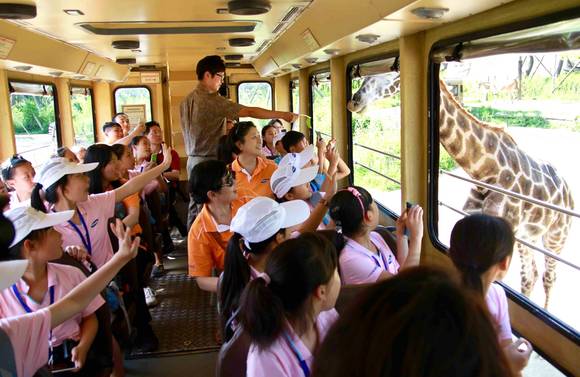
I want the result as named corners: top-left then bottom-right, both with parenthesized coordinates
top-left (71, 343), bottom-right (89, 371)
top-left (110, 219), bottom-right (140, 262)
top-left (325, 147), bottom-right (339, 173)
top-left (406, 205), bottom-right (424, 240)
top-left (505, 338), bottom-right (532, 373)
top-left (64, 245), bottom-right (90, 263)
top-left (316, 137), bottom-right (326, 152)
top-left (395, 210), bottom-right (408, 237)
top-left (161, 144), bottom-right (172, 169)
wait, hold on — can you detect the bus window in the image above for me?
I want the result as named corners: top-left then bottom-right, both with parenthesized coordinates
top-left (310, 72), bottom-right (332, 139)
top-left (237, 81), bottom-right (272, 128)
top-left (291, 79), bottom-right (299, 116)
top-left (432, 22), bottom-right (580, 336)
top-left (70, 87), bottom-right (95, 146)
top-left (114, 86), bottom-right (153, 124)
top-left (349, 59), bottom-right (401, 214)
top-left (9, 81), bottom-right (59, 166)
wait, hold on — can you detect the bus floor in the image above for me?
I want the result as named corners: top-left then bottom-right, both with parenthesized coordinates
top-left (125, 352), bottom-right (217, 376)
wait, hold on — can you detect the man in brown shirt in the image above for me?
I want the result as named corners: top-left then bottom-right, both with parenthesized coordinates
top-left (180, 55), bottom-right (297, 228)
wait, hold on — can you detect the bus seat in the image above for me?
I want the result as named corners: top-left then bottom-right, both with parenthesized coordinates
top-left (335, 283), bottom-right (373, 315)
top-left (216, 326), bottom-right (251, 377)
top-left (316, 225), bottom-right (399, 258)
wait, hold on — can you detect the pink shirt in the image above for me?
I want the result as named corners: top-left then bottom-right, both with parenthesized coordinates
top-left (0, 308), bottom-right (51, 377)
top-left (0, 263), bottom-right (104, 346)
top-left (485, 283), bottom-right (512, 342)
top-left (54, 191), bottom-right (116, 268)
top-left (339, 231), bottom-right (400, 285)
top-left (261, 145), bottom-right (276, 157)
top-left (246, 309), bottom-right (339, 377)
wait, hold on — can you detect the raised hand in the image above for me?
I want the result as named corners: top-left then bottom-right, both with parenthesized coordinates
top-left (161, 144), bottom-right (173, 169)
top-left (64, 245), bottom-right (90, 263)
top-left (406, 205), bottom-right (424, 240)
top-left (110, 219), bottom-right (140, 262)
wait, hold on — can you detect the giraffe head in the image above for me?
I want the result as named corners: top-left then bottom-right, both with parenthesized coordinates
top-left (347, 73), bottom-right (400, 113)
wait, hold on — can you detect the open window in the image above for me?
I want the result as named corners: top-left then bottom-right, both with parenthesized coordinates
top-left (348, 56), bottom-right (402, 214)
top-left (310, 71), bottom-right (332, 140)
top-left (9, 81), bottom-right (60, 166)
top-left (114, 86), bottom-right (153, 125)
top-left (429, 15), bottom-right (580, 374)
top-left (70, 86), bottom-right (95, 146)
top-left (237, 81), bottom-right (273, 128)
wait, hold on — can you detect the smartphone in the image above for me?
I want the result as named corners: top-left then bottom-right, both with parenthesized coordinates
top-left (404, 201), bottom-right (414, 237)
top-left (316, 131), bottom-right (323, 141)
top-left (150, 153), bottom-right (158, 163)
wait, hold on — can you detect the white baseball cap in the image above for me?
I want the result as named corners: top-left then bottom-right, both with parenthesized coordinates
top-left (282, 144), bottom-right (315, 168)
top-left (35, 157), bottom-right (98, 189)
top-left (230, 197), bottom-right (310, 243)
top-left (0, 260), bottom-right (28, 290)
top-left (5, 206), bottom-right (74, 247)
top-left (270, 163), bottom-right (318, 199)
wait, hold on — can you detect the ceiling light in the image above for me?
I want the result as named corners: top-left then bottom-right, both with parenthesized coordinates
top-left (324, 49), bottom-right (340, 56)
top-left (216, 47), bottom-right (226, 51)
top-left (112, 40), bottom-right (140, 50)
top-left (216, 8), bottom-right (228, 14)
top-left (63, 9), bottom-right (84, 16)
top-left (281, 68), bottom-right (291, 72)
top-left (356, 34), bottom-right (380, 44)
top-left (73, 75), bottom-right (85, 80)
top-left (228, 0), bottom-right (271, 15)
top-left (305, 58), bottom-right (318, 64)
top-left (225, 54), bottom-right (243, 60)
top-left (411, 7), bottom-right (449, 19)
top-left (116, 58), bottom-right (137, 65)
top-left (49, 71), bottom-right (63, 77)
top-left (225, 62), bottom-right (241, 68)
top-left (229, 38), bottom-right (255, 47)
top-left (13, 65), bottom-right (32, 71)
top-left (0, 4), bottom-right (37, 19)
top-left (292, 64), bottom-right (302, 69)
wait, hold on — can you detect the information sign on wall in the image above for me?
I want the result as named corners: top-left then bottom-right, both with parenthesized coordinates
top-left (122, 104), bottom-right (147, 126)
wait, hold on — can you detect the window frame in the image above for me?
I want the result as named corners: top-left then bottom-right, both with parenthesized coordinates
top-left (113, 85), bottom-right (154, 122)
top-left (308, 70), bottom-right (331, 144)
top-left (8, 79), bottom-right (62, 153)
top-left (289, 78), bottom-right (299, 113)
top-left (70, 85), bottom-right (97, 144)
top-left (235, 80), bottom-right (274, 110)
top-left (346, 53), bottom-right (400, 219)
top-left (427, 10), bottom-right (580, 374)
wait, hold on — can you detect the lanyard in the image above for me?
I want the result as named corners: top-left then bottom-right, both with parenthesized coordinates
top-left (12, 284), bottom-right (55, 362)
top-left (283, 332), bottom-right (310, 377)
top-left (67, 210), bottom-right (92, 255)
top-left (371, 250), bottom-right (389, 270)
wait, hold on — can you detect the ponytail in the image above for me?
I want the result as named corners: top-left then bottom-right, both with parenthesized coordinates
top-left (220, 231), bottom-right (282, 341)
top-left (459, 265), bottom-right (485, 295)
top-left (30, 183), bottom-right (47, 213)
top-left (239, 233), bottom-right (337, 348)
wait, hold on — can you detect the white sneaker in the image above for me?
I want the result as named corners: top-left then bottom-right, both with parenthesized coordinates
top-left (144, 287), bottom-right (158, 307)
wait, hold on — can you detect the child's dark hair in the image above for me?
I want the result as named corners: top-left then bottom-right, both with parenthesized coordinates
top-left (328, 186), bottom-right (374, 250)
top-left (110, 143), bottom-right (126, 160)
top-left (281, 130), bottom-right (305, 153)
top-left (130, 135), bottom-right (148, 148)
top-left (5, 228), bottom-right (50, 262)
top-left (0, 197), bottom-right (15, 257)
top-left (220, 230), bottom-right (283, 341)
top-left (216, 135), bottom-right (235, 165)
top-left (448, 214), bottom-right (515, 295)
top-left (227, 121), bottom-right (257, 155)
top-left (189, 160), bottom-right (229, 204)
top-left (1, 155), bottom-right (31, 181)
top-left (311, 266), bottom-right (514, 377)
top-left (144, 120), bottom-right (161, 135)
top-left (84, 144), bottom-right (115, 195)
top-left (102, 121), bottom-right (121, 133)
top-left (239, 232), bottom-right (338, 348)
top-left (31, 162), bottom-right (70, 213)
top-left (261, 123), bottom-right (277, 147)
top-left (113, 112), bottom-right (127, 121)
top-left (196, 55), bottom-right (226, 80)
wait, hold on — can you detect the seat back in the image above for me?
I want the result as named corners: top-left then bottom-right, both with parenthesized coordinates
top-left (216, 326), bottom-right (251, 377)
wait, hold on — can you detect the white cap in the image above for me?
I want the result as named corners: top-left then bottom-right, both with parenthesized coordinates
top-left (273, 130), bottom-right (286, 146)
top-left (230, 197), bottom-right (310, 243)
top-left (271, 163), bottom-right (318, 199)
top-left (5, 206), bottom-right (74, 247)
top-left (0, 260), bottom-right (28, 290)
top-left (283, 144), bottom-right (315, 168)
top-left (35, 157), bottom-right (98, 189)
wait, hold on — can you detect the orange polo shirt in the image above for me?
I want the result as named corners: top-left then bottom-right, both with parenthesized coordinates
top-left (187, 204), bottom-right (233, 277)
top-left (231, 156), bottom-right (277, 214)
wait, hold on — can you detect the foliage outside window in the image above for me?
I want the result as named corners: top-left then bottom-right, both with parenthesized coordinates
top-left (436, 52), bottom-right (580, 334)
top-left (10, 82), bottom-right (58, 166)
top-left (237, 82), bottom-right (273, 128)
top-left (114, 87), bottom-right (152, 123)
top-left (311, 73), bottom-right (332, 138)
top-left (350, 68), bottom-right (401, 214)
top-left (71, 87), bottom-right (95, 146)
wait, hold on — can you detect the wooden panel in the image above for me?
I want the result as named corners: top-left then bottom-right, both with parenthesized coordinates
top-left (55, 78), bottom-right (74, 147)
top-left (0, 70), bottom-right (16, 160)
top-left (92, 81), bottom-right (112, 142)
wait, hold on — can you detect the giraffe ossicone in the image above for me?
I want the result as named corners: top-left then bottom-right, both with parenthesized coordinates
top-left (347, 72), bottom-right (574, 309)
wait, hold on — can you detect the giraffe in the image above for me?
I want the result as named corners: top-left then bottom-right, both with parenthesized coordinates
top-left (347, 73), bottom-right (574, 308)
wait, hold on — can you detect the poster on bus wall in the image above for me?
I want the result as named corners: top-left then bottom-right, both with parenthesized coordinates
top-left (122, 104), bottom-right (147, 127)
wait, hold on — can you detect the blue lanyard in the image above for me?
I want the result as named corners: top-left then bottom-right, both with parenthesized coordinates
top-left (12, 284), bottom-right (55, 361)
top-left (67, 210), bottom-right (92, 255)
top-left (371, 250), bottom-right (389, 270)
top-left (283, 332), bottom-right (310, 377)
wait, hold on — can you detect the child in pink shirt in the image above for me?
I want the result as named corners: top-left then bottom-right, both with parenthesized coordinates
top-left (1, 206), bottom-right (104, 373)
top-left (448, 214), bottom-right (532, 374)
top-left (328, 186), bottom-right (423, 285)
top-left (238, 233), bottom-right (341, 377)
